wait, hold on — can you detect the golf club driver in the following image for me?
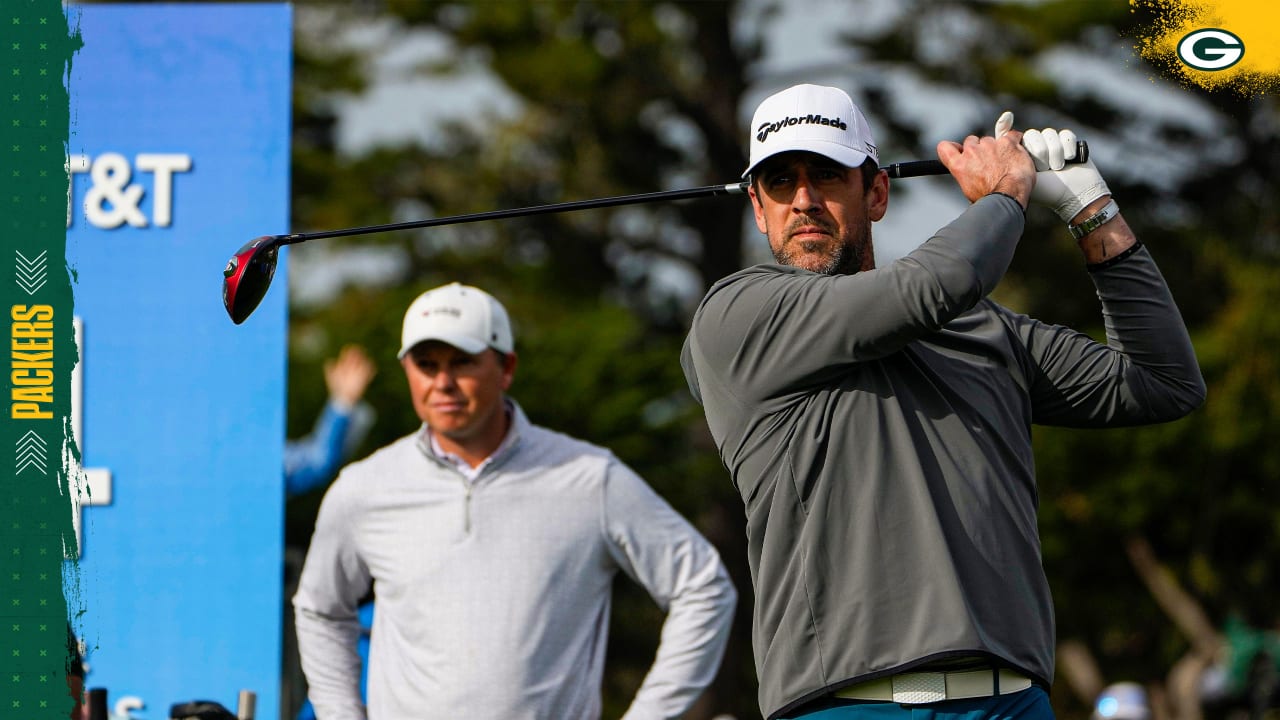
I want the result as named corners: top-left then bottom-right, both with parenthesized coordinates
top-left (223, 142), bottom-right (1088, 324)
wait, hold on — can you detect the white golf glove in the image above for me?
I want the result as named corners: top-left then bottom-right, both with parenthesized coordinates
top-left (994, 111), bottom-right (1110, 222)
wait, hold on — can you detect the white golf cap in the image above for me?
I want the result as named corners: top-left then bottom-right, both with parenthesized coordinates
top-left (744, 84), bottom-right (879, 179)
top-left (397, 282), bottom-right (514, 358)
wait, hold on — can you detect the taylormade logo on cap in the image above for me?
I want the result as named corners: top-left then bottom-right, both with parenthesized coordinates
top-left (744, 84), bottom-right (878, 179)
top-left (756, 114), bottom-right (848, 143)
top-left (398, 282), bottom-right (514, 358)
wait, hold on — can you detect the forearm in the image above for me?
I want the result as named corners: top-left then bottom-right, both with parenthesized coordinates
top-left (293, 603), bottom-right (367, 720)
top-left (1091, 244), bottom-right (1206, 418)
top-left (911, 192), bottom-right (1025, 299)
top-left (1023, 242), bottom-right (1205, 426)
top-left (293, 482), bottom-right (373, 718)
top-left (1069, 195), bottom-right (1138, 266)
top-left (623, 562), bottom-right (737, 720)
top-left (603, 463), bottom-right (738, 720)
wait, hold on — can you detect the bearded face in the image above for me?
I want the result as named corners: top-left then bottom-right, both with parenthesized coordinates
top-left (750, 152), bottom-right (888, 275)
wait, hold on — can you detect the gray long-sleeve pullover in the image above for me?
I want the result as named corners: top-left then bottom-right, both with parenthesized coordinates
top-left (681, 194), bottom-right (1206, 719)
top-left (293, 402), bottom-right (737, 720)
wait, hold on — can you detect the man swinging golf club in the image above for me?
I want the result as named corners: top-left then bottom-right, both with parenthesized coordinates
top-left (681, 83), bottom-right (1206, 720)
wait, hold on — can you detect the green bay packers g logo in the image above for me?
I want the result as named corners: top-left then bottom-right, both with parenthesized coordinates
top-left (1176, 28), bottom-right (1244, 71)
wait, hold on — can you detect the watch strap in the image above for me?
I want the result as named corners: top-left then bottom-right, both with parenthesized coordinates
top-left (1068, 199), bottom-right (1120, 240)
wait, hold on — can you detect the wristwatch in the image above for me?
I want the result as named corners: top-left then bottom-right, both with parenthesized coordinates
top-left (1068, 199), bottom-right (1120, 240)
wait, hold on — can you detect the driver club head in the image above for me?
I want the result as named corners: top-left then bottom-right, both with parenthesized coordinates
top-left (222, 235), bottom-right (282, 324)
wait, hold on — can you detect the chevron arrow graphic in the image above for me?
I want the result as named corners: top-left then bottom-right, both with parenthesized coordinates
top-left (16, 249), bottom-right (49, 295)
top-left (16, 431), bottom-right (47, 457)
top-left (15, 430), bottom-right (48, 475)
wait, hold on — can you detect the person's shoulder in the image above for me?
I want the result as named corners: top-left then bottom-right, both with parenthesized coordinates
top-left (326, 432), bottom-right (420, 492)
top-left (347, 431), bottom-right (418, 465)
top-left (705, 263), bottom-right (803, 293)
top-left (975, 296), bottom-right (1035, 327)
top-left (518, 423), bottom-right (657, 500)
top-left (520, 422), bottom-right (614, 464)
top-left (937, 297), bottom-right (1022, 334)
top-left (974, 296), bottom-right (1012, 316)
top-left (693, 263), bottom-right (803, 318)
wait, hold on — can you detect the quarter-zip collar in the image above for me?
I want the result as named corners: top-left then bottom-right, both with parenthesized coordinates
top-left (415, 397), bottom-right (525, 481)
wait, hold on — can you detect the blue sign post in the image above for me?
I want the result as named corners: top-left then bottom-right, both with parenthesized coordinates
top-left (66, 4), bottom-right (292, 717)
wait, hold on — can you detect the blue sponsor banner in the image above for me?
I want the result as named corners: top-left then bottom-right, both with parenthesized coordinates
top-left (66, 4), bottom-right (291, 717)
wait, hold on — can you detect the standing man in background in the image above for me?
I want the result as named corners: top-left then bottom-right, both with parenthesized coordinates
top-left (295, 282), bottom-right (737, 720)
top-left (681, 84), bottom-right (1205, 719)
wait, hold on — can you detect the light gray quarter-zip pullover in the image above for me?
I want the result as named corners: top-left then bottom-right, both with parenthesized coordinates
top-left (294, 402), bottom-right (737, 720)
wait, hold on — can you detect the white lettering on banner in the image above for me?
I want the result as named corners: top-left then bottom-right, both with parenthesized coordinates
top-left (67, 153), bottom-right (193, 229)
top-left (135, 154), bottom-right (192, 227)
top-left (68, 317), bottom-right (113, 559)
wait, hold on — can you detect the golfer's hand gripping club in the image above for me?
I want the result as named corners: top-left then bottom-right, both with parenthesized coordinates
top-left (887, 132), bottom-right (1089, 181)
top-left (994, 111), bottom-right (1108, 222)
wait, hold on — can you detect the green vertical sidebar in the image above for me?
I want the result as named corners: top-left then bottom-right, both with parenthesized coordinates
top-left (1, 2), bottom-right (82, 719)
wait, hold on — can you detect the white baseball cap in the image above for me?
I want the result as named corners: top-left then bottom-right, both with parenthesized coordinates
top-left (744, 84), bottom-right (879, 179)
top-left (397, 282), bottom-right (514, 358)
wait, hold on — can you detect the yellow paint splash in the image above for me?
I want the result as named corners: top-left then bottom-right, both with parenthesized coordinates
top-left (1132, 0), bottom-right (1280, 96)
